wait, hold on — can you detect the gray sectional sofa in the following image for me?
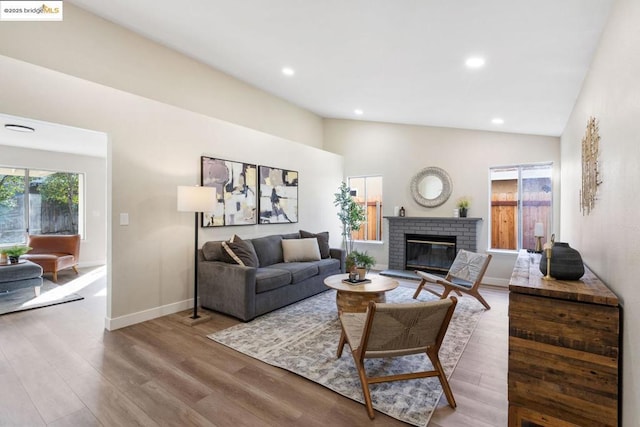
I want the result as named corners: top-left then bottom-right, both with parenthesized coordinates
top-left (198, 232), bottom-right (345, 321)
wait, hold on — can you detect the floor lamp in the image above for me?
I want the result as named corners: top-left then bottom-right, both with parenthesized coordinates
top-left (177, 185), bottom-right (216, 325)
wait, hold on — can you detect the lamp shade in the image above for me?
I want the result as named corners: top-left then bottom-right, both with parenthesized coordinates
top-left (534, 222), bottom-right (544, 237)
top-left (177, 185), bottom-right (216, 213)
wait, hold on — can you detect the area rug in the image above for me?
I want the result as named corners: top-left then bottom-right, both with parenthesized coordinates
top-left (0, 278), bottom-right (84, 315)
top-left (208, 286), bottom-right (485, 426)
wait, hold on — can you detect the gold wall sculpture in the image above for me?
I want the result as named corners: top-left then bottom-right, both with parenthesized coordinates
top-left (580, 116), bottom-right (601, 215)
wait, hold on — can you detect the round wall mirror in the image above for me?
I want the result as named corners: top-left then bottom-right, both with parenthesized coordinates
top-left (410, 166), bottom-right (452, 207)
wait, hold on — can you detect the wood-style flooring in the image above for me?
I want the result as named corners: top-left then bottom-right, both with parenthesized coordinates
top-left (0, 270), bottom-right (508, 426)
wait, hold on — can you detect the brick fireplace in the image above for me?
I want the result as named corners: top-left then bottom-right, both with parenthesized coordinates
top-left (385, 216), bottom-right (483, 272)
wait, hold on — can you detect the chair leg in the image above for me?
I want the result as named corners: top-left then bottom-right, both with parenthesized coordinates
top-left (355, 361), bottom-right (375, 419)
top-left (72, 265), bottom-right (79, 275)
top-left (52, 271), bottom-right (58, 282)
top-left (427, 348), bottom-right (456, 408)
top-left (337, 331), bottom-right (347, 358)
top-left (471, 290), bottom-right (491, 310)
top-left (412, 279), bottom-right (426, 299)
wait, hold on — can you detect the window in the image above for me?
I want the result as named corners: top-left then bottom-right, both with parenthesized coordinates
top-left (489, 163), bottom-right (552, 251)
top-left (0, 167), bottom-right (83, 245)
top-left (348, 176), bottom-right (383, 242)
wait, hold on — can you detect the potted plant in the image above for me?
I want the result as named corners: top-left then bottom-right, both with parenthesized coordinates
top-left (457, 197), bottom-right (470, 218)
top-left (0, 245), bottom-right (32, 264)
top-left (351, 250), bottom-right (376, 280)
top-left (334, 182), bottom-right (366, 255)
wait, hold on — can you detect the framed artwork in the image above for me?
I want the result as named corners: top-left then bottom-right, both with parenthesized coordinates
top-left (258, 165), bottom-right (298, 224)
top-left (201, 156), bottom-right (257, 227)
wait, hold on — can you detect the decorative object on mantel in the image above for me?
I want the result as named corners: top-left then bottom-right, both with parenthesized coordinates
top-left (539, 235), bottom-right (585, 280)
top-left (456, 197), bottom-right (470, 218)
top-left (410, 166), bottom-right (452, 207)
top-left (399, 206), bottom-right (405, 217)
top-left (580, 116), bottom-right (602, 215)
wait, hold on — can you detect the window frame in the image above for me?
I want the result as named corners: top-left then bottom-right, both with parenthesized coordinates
top-left (347, 175), bottom-right (383, 243)
top-left (0, 166), bottom-right (85, 246)
top-left (488, 162), bottom-right (554, 252)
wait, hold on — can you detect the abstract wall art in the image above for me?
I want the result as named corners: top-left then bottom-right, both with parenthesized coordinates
top-left (201, 156), bottom-right (257, 226)
top-left (258, 165), bottom-right (298, 224)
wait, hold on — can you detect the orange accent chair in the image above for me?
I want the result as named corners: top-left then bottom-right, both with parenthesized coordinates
top-left (22, 234), bottom-right (80, 282)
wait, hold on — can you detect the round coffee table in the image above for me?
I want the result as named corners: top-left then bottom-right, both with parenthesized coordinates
top-left (324, 273), bottom-right (399, 313)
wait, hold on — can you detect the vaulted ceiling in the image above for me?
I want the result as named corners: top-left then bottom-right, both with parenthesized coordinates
top-left (57, 1), bottom-right (617, 136)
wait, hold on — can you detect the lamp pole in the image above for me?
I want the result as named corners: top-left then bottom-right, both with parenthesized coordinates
top-left (177, 185), bottom-right (216, 325)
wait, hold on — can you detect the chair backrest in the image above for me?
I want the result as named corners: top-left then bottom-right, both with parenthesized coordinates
top-left (360, 297), bottom-right (457, 359)
top-left (446, 249), bottom-right (491, 288)
top-left (27, 234), bottom-right (81, 258)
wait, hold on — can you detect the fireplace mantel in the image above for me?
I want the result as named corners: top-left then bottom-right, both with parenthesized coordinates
top-left (385, 216), bottom-right (483, 271)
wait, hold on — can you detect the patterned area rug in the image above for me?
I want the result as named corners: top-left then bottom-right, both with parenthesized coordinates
top-left (208, 286), bottom-right (485, 426)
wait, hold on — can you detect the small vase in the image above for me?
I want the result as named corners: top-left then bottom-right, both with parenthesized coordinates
top-left (459, 207), bottom-right (467, 218)
top-left (539, 242), bottom-right (585, 280)
top-left (356, 267), bottom-right (367, 281)
top-left (8, 255), bottom-right (20, 264)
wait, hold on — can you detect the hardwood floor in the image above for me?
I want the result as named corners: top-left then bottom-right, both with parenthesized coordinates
top-left (0, 270), bottom-right (508, 426)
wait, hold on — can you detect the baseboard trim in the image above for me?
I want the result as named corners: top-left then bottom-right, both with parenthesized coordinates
top-left (105, 298), bottom-right (192, 331)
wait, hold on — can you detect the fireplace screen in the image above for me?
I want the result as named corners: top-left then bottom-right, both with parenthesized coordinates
top-left (405, 234), bottom-right (457, 273)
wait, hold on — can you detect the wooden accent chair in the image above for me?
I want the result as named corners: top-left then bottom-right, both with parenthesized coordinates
top-left (337, 297), bottom-right (458, 419)
top-left (22, 234), bottom-right (80, 282)
top-left (413, 249), bottom-right (492, 309)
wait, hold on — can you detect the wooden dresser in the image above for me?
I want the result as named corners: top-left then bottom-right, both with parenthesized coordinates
top-left (508, 250), bottom-right (620, 427)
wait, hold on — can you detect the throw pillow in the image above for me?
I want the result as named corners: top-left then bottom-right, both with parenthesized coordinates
top-left (221, 235), bottom-right (259, 267)
top-left (299, 230), bottom-right (330, 259)
top-left (282, 238), bottom-right (321, 262)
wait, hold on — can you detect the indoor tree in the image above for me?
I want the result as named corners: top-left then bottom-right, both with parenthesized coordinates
top-left (333, 181), bottom-right (366, 255)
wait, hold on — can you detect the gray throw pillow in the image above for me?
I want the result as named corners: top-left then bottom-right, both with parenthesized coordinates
top-left (300, 230), bottom-right (330, 259)
top-left (221, 235), bottom-right (259, 267)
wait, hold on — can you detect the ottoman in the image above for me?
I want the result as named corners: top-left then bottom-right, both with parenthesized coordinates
top-left (0, 260), bottom-right (43, 295)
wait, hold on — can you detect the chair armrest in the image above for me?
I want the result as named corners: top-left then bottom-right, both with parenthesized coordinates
top-left (415, 270), bottom-right (457, 287)
top-left (198, 260), bottom-right (257, 321)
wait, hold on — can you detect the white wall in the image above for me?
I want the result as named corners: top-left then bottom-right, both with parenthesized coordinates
top-left (323, 119), bottom-right (561, 285)
top-left (0, 145), bottom-right (107, 267)
top-left (0, 3), bottom-right (323, 148)
top-left (0, 54), bottom-right (342, 329)
top-left (560, 0), bottom-right (639, 424)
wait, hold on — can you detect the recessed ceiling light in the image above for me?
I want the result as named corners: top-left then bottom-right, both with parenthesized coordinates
top-left (281, 67), bottom-right (295, 76)
top-left (465, 57), bottom-right (486, 69)
top-left (354, 109), bottom-right (364, 116)
top-left (4, 124), bottom-right (35, 133)
top-left (492, 118), bottom-right (504, 124)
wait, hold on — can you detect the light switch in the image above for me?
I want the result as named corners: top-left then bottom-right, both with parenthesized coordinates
top-left (120, 213), bottom-right (129, 226)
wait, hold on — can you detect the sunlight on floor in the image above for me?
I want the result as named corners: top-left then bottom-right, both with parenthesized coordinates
top-left (20, 266), bottom-right (106, 307)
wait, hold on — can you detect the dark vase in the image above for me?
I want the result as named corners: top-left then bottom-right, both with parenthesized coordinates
top-left (539, 242), bottom-right (585, 280)
top-left (459, 207), bottom-right (467, 218)
top-left (8, 255), bottom-right (20, 264)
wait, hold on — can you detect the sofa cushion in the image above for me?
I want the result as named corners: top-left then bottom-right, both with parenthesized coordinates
top-left (282, 238), bottom-right (321, 262)
top-left (268, 262), bottom-right (319, 283)
top-left (313, 258), bottom-right (341, 275)
top-left (201, 241), bottom-right (224, 261)
top-left (251, 234), bottom-right (284, 267)
top-left (221, 235), bottom-right (259, 267)
top-left (255, 267), bottom-right (292, 293)
top-left (300, 230), bottom-right (330, 259)
top-left (0, 260), bottom-right (42, 282)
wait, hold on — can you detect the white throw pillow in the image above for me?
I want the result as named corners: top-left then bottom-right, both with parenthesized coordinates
top-left (282, 238), bottom-right (321, 262)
